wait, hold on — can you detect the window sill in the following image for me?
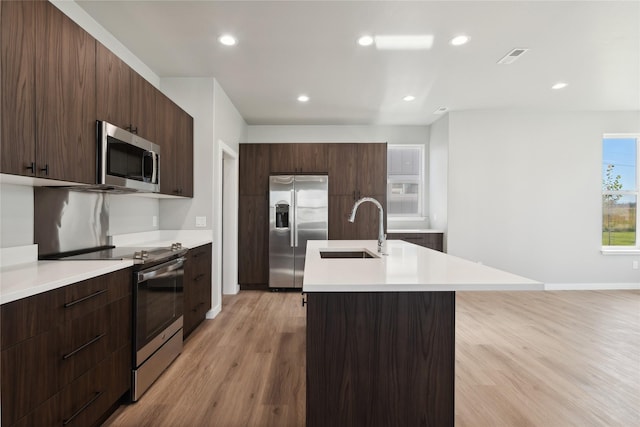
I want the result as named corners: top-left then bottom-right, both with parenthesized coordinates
top-left (601, 248), bottom-right (640, 255)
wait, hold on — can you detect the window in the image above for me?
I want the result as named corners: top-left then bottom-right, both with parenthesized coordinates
top-left (387, 145), bottom-right (424, 217)
top-left (602, 135), bottom-right (638, 249)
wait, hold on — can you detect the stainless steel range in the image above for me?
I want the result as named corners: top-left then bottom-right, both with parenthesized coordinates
top-left (33, 187), bottom-right (188, 401)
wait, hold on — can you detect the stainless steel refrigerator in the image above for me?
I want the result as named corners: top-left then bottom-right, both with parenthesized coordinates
top-left (269, 175), bottom-right (328, 289)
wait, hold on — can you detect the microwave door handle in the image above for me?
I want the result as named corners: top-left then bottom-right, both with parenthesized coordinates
top-left (152, 151), bottom-right (159, 184)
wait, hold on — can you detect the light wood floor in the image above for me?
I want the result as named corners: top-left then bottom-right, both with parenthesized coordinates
top-left (104, 290), bottom-right (639, 426)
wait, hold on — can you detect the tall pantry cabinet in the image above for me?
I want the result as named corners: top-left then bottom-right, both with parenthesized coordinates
top-left (238, 142), bottom-right (387, 289)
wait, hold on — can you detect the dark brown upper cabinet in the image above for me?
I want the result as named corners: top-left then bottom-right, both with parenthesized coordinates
top-left (130, 70), bottom-right (157, 142)
top-left (156, 92), bottom-right (193, 197)
top-left (270, 143), bottom-right (327, 174)
top-left (35, 1), bottom-right (97, 184)
top-left (239, 144), bottom-right (271, 196)
top-left (96, 43), bottom-right (130, 131)
top-left (327, 143), bottom-right (387, 198)
top-left (96, 43), bottom-right (156, 142)
top-left (1, 1), bottom-right (97, 184)
top-left (1, 0), bottom-right (37, 177)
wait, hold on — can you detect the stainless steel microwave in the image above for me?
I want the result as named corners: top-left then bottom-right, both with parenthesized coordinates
top-left (97, 121), bottom-right (160, 193)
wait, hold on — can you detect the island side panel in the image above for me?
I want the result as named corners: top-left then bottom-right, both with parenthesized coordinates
top-left (306, 291), bottom-right (455, 427)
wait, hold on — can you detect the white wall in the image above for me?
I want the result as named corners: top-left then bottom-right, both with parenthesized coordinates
top-left (108, 195), bottom-right (159, 235)
top-left (429, 115), bottom-right (449, 249)
top-left (159, 78), bottom-right (247, 313)
top-left (447, 110), bottom-right (640, 285)
top-left (248, 125), bottom-right (427, 145)
top-left (213, 80), bottom-right (246, 300)
top-left (0, 184), bottom-right (34, 248)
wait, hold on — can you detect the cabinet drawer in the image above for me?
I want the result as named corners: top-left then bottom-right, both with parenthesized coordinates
top-left (1, 296), bottom-right (131, 426)
top-left (387, 233), bottom-right (444, 252)
top-left (13, 349), bottom-right (119, 427)
top-left (1, 269), bottom-right (131, 350)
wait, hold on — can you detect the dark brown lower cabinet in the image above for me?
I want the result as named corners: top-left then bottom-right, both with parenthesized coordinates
top-left (1, 269), bottom-right (132, 427)
top-left (238, 194), bottom-right (269, 289)
top-left (386, 232), bottom-right (444, 252)
top-left (184, 243), bottom-right (212, 338)
top-left (306, 291), bottom-right (455, 427)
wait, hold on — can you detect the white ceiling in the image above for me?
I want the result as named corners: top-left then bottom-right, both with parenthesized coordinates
top-left (76, 0), bottom-right (640, 126)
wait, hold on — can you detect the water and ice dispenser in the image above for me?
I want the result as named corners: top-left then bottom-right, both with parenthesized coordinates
top-left (275, 203), bottom-right (289, 228)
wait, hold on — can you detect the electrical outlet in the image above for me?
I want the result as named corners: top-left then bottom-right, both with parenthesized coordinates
top-left (633, 260), bottom-right (639, 270)
top-left (152, 216), bottom-right (158, 227)
top-left (195, 216), bottom-right (207, 227)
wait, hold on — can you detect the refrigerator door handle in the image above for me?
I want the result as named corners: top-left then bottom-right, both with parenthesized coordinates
top-left (294, 190), bottom-right (299, 247)
top-left (290, 189), bottom-right (295, 248)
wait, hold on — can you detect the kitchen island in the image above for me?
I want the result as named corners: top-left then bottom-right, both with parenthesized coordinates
top-left (303, 240), bottom-right (542, 427)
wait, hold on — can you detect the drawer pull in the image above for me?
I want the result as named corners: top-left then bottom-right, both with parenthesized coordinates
top-left (64, 289), bottom-right (108, 308)
top-left (62, 333), bottom-right (106, 360)
top-left (62, 391), bottom-right (103, 425)
top-left (194, 273), bottom-right (205, 282)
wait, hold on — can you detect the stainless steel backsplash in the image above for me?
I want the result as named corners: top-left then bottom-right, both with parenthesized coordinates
top-left (34, 187), bottom-right (110, 256)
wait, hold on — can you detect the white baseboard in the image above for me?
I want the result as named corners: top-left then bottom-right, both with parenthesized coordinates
top-left (205, 303), bottom-right (222, 319)
top-left (544, 283), bottom-right (639, 291)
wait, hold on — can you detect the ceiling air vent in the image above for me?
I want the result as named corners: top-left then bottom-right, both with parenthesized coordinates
top-left (497, 48), bottom-right (529, 64)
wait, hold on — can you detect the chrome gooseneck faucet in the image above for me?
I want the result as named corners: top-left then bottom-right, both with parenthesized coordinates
top-left (348, 196), bottom-right (386, 254)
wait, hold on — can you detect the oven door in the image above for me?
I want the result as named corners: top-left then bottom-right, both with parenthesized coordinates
top-left (134, 257), bottom-right (185, 366)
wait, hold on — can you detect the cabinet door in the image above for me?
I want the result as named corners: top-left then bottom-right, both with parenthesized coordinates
top-left (238, 195), bottom-right (269, 286)
top-left (131, 70), bottom-right (156, 142)
top-left (328, 195), bottom-right (359, 240)
top-left (239, 144), bottom-right (271, 196)
top-left (297, 143), bottom-right (327, 173)
top-left (327, 143), bottom-right (358, 197)
top-left (156, 92), bottom-right (179, 195)
top-left (96, 42), bottom-right (131, 129)
top-left (329, 194), bottom-right (386, 240)
top-left (1, 0), bottom-right (36, 177)
top-left (35, 1), bottom-right (96, 184)
top-left (176, 110), bottom-right (194, 197)
top-left (269, 143), bottom-right (297, 173)
top-left (357, 143), bottom-right (387, 196)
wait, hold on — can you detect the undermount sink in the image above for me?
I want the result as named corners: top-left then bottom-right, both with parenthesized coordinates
top-left (319, 249), bottom-right (379, 259)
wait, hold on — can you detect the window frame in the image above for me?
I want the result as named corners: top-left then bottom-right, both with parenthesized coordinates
top-left (387, 144), bottom-right (426, 219)
top-left (601, 133), bottom-right (640, 254)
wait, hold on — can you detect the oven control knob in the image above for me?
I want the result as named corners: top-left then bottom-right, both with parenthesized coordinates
top-left (134, 251), bottom-right (142, 260)
top-left (171, 242), bottom-right (183, 251)
top-left (141, 250), bottom-right (149, 258)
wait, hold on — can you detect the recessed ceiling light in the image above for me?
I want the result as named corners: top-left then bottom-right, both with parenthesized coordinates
top-left (297, 94), bottom-right (310, 103)
top-left (357, 35), bottom-right (374, 46)
top-left (403, 95), bottom-right (416, 102)
top-left (450, 35), bottom-right (469, 46)
top-left (434, 107), bottom-right (448, 114)
top-left (218, 34), bottom-right (237, 46)
top-left (551, 82), bottom-right (568, 90)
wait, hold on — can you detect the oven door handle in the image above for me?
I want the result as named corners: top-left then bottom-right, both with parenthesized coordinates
top-left (137, 257), bottom-right (186, 282)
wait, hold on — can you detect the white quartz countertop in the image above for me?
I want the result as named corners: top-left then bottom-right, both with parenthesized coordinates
top-left (0, 259), bottom-right (134, 305)
top-left (303, 240), bottom-right (543, 292)
top-left (0, 231), bottom-right (213, 305)
top-left (386, 229), bottom-right (443, 234)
